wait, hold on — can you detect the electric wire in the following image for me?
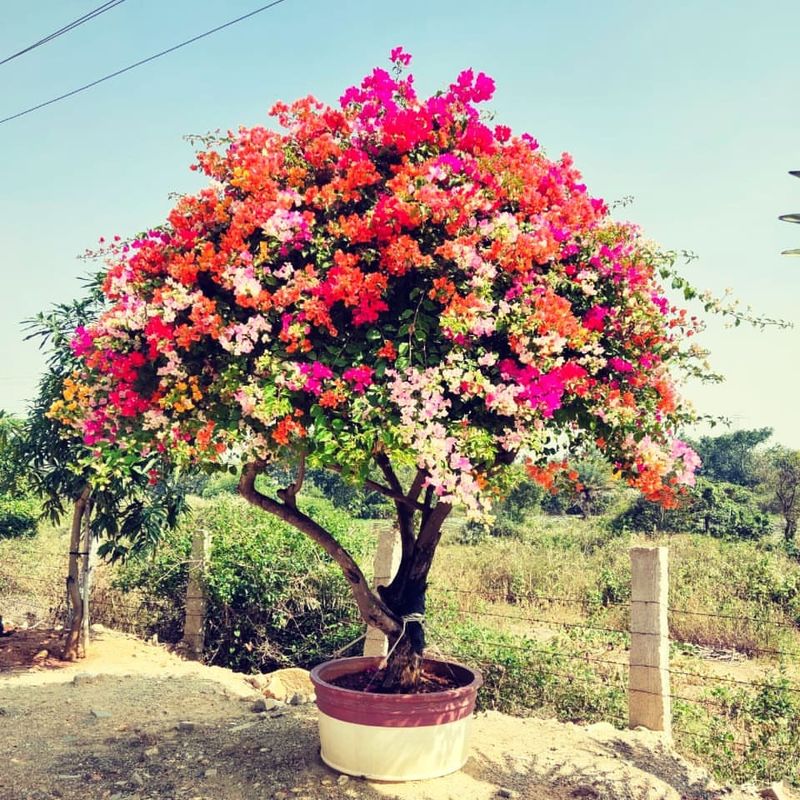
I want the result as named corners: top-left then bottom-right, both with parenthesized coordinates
top-left (0, 1), bottom-right (127, 67)
top-left (0, 0), bottom-right (290, 126)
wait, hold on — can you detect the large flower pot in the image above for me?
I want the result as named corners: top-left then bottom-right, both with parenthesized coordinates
top-left (309, 656), bottom-right (483, 781)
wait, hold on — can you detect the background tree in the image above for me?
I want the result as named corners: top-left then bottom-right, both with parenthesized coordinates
top-left (56, 51), bottom-right (703, 689)
top-left (18, 293), bottom-right (187, 659)
top-left (760, 447), bottom-right (800, 544)
top-left (611, 476), bottom-right (771, 540)
top-left (0, 411), bottom-right (25, 495)
top-left (691, 428), bottom-right (773, 487)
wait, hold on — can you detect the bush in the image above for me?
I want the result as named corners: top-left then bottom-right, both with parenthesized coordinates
top-left (432, 613), bottom-right (626, 723)
top-left (540, 450), bottom-right (622, 518)
top-left (110, 493), bottom-right (374, 672)
top-left (455, 476), bottom-right (544, 543)
top-left (611, 478), bottom-right (770, 539)
top-left (0, 496), bottom-right (39, 538)
top-left (501, 479), bottom-right (547, 523)
top-left (455, 513), bottom-right (524, 545)
top-left (674, 672), bottom-right (800, 787)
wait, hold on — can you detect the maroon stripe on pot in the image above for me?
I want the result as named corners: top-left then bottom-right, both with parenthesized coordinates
top-left (310, 657), bottom-right (483, 729)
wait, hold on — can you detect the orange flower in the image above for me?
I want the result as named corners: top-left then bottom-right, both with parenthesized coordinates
top-left (319, 389), bottom-right (346, 408)
top-left (377, 340), bottom-right (397, 360)
top-left (272, 414), bottom-right (307, 445)
top-left (380, 235), bottom-right (432, 276)
top-left (428, 277), bottom-right (456, 303)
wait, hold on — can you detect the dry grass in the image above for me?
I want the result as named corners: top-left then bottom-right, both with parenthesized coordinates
top-left (0, 521), bottom-right (68, 628)
top-left (430, 515), bottom-right (800, 657)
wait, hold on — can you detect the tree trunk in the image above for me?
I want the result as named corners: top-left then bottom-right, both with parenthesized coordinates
top-left (379, 580), bottom-right (427, 691)
top-left (80, 496), bottom-right (94, 654)
top-left (62, 489), bottom-right (90, 661)
top-left (379, 502), bottom-right (452, 692)
top-left (238, 460), bottom-right (451, 694)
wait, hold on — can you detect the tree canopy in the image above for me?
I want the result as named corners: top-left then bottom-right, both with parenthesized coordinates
top-left (18, 294), bottom-right (187, 560)
top-left (54, 50), bottom-right (701, 514)
top-left (691, 427), bottom-right (772, 487)
top-left (48, 50), bottom-right (706, 685)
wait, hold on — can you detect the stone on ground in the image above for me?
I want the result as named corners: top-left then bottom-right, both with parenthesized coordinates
top-left (258, 667), bottom-right (314, 703)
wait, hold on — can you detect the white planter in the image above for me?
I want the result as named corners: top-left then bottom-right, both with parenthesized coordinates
top-left (309, 656), bottom-right (482, 781)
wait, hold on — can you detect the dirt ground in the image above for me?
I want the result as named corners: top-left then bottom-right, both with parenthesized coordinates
top-left (0, 628), bottom-right (787, 800)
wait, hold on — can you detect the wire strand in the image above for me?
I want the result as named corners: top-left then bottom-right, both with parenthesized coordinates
top-left (0, 0), bottom-right (291, 126)
top-left (0, 1), bottom-right (127, 67)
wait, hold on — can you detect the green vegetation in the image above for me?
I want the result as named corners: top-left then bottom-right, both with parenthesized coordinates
top-left (675, 675), bottom-right (800, 786)
top-left (612, 477), bottom-right (771, 539)
top-left (0, 496), bottom-right (39, 539)
top-left (105, 494), bottom-right (374, 672)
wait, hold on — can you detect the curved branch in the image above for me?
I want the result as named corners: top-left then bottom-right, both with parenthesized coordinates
top-left (409, 500), bottom-right (452, 585)
top-left (327, 463), bottom-right (426, 513)
top-left (239, 462), bottom-right (401, 636)
top-left (408, 469), bottom-right (427, 504)
top-left (277, 451), bottom-right (306, 509)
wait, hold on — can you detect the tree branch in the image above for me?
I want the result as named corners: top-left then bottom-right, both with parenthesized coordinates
top-left (374, 451), bottom-right (404, 496)
top-left (409, 500), bottom-right (452, 586)
top-left (239, 462), bottom-right (400, 636)
top-left (277, 451), bottom-right (306, 509)
top-left (408, 469), bottom-right (427, 504)
top-left (327, 463), bottom-right (426, 513)
top-left (420, 484), bottom-right (435, 529)
top-left (374, 452), bottom-right (416, 605)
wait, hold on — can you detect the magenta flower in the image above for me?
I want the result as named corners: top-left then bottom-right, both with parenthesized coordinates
top-left (390, 46), bottom-right (412, 66)
top-left (299, 361), bottom-right (334, 396)
top-left (608, 357), bottom-right (634, 373)
top-left (343, 365), bottom-right (374, 394)
top-left (583, 305), bottom-right (609, 332)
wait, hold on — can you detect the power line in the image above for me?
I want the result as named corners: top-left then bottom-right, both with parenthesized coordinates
top-left (0, 0), bottom-right (291, 127)
top-left (0, 1), bottom-right (128, 67)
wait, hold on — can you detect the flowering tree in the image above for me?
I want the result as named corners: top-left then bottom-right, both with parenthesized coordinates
top-left (55, 50), bottom-right (701, 689)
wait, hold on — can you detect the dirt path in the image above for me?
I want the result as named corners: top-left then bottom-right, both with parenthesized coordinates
top-left (0, 628), bottom-right (784, 800)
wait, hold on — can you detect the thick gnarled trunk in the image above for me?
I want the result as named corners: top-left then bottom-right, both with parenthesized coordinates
top-left (378, 502), bottom-right (452, 691)
top-left (238, 459), bottom-right (452, 693)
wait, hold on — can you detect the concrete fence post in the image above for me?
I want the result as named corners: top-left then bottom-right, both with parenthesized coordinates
top-left (181, 528), bottom-right (209, 660)
top-left (629, 546), bottom-right (671, 738)
top-left (363, 524), bottom-right (402, 657)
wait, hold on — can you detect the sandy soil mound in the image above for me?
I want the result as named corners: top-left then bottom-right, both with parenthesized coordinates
top-left (0, 628), bottom-right (790, 800)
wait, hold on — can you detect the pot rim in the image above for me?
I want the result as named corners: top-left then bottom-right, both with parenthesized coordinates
top-left (310, 654), bottom-right (483, 699)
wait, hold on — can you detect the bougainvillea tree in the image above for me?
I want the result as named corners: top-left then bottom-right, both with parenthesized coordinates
top-left (55, 50), bottom-right (702, 689)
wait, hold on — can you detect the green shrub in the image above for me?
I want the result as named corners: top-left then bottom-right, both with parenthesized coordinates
top-left (612, 478), bottom-right (770, 539)
top-left (111, 493), bottom-right (374, 672)
top-left (455, 476), bottom-right (544, 543)
top-left (674, 672), bottom-right (800, 786)
top-left (200, 471), bottom-right (240, 497)
top-left (455, 519), bottom-right (490, 545)
top-left (455, 513), bottom-right (523, 545)
top-left (538, 450), bottom-right (621, 518)
top-left (501, 479), bottom-right (546, 522)
top-left (431, 613), bottom-right (626, 724)
top-left (0, 495), bottom-right (39, 538)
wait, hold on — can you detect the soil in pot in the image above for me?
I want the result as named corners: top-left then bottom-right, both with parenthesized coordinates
top-left (329, 664), bottom-right (463, 694)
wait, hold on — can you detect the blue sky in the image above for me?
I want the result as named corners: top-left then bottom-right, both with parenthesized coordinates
top-left (1, 0), bottom-right (798, 446)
